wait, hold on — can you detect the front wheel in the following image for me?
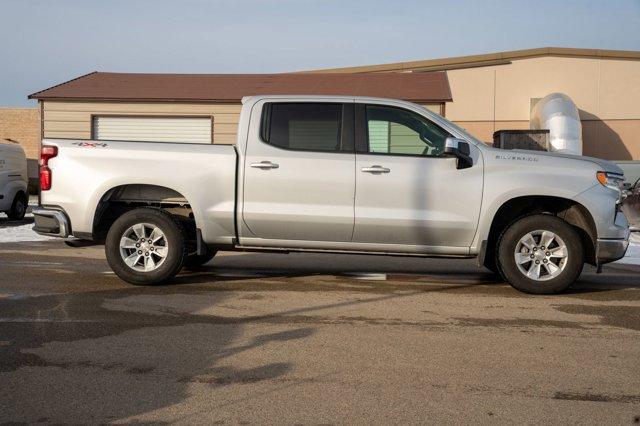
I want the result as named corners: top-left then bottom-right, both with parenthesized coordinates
top-left (105, 208), bottom-right (187, 285)
top-left (496, 214), bottom-right (584, 294)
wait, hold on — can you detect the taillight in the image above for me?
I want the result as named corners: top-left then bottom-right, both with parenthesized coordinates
top-left (40, 145), bottom-right (58, 191)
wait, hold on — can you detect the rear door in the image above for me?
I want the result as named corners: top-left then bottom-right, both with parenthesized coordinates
top-left (241, 101), bottom-right (356, 244)
top-left (353, 103), bottom-right (483, 252)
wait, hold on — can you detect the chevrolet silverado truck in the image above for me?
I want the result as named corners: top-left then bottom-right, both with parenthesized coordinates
top-left (33, 96), bottom-right (630, 294)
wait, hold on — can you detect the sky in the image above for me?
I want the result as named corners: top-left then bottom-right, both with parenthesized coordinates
top-left (1, 0), bottom-right (639, 107)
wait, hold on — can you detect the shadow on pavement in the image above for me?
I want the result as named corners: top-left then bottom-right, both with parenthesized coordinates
top-left (0, 283), bottom-right (316, 422)
top-left (0, 215), bottom-right (34, 228)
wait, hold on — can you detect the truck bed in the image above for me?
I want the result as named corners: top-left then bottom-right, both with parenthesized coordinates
top-left (39, 138), bottom-right (238, 244)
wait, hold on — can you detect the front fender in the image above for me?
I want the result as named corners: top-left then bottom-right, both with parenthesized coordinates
top-left (472, 187), bottom-right (586, 251)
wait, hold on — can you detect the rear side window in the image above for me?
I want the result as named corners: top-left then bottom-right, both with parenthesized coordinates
top-left (261, 103), bottom-right (347, 152)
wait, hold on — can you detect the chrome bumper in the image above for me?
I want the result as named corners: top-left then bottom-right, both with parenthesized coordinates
top-left (32, 207), bottom-right (71, 237)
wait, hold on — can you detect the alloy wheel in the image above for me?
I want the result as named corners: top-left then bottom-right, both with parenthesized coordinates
top-left (514, 229), bottom-right (568, 281)
top-left (119, 223), bottom-right (168, 272)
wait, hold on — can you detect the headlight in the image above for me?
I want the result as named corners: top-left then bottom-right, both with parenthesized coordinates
top-left (596, 171), bottom-right (624, 202)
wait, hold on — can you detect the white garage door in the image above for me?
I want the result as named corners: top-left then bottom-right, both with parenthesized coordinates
top-left (93, 116), bottom-right (212, 144)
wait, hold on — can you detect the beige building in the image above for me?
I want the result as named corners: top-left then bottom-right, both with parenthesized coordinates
top-left (0, 108), bottom-right (41, 183)
top-left (314, 47), bottom-right (640, 161)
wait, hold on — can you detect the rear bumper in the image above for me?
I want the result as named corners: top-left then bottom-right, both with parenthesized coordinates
top-left (32, 207), bottom-right (71, 237)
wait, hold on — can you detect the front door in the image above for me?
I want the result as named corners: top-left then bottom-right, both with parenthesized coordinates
top-left (353, 103), bottom-right (483, 252)
top-left (242, 102), bottom-right (355, 244)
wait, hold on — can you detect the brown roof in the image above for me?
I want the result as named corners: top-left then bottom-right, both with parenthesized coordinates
top-left (309, 47), bottom-right (640, 73)
top-left (28, 72), bottom-right (452, 103)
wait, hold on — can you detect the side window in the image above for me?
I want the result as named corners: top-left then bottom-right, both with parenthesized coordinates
top-left (365, 105), bottom-right (451, 156)
top-left (261, 103), bottom-right (347, 152)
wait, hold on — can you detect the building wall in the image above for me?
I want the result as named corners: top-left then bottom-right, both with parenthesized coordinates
top-left (41, 100), bottom-right (443, 145)
top-left (444, 56), bottom-right (640, 160)
top-left (0, 108), bottom-right (41, 181)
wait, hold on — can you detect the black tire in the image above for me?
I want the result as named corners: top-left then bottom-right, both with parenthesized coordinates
top-left (7, 192), bottom-right (27, 220)
top-left (496, 214), bottom-right (584, 294)
top-left (183, 246), bottom-right (217, 270)
top-left (105, 208), bottom-right (187, 285)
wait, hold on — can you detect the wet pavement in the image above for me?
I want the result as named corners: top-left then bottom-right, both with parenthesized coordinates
top-left (0, 240), bottom-right (639, 424)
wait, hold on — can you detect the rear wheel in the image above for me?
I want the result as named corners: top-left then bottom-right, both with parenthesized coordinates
top-left (496, 214), bottom-right (584, 294)
top-left (7, 192), bottom-right (27, 220)
top-left (105, 208), bottom-right (187, 285)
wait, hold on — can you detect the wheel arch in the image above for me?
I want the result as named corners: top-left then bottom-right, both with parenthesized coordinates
top-left (91, 183), bottom-right (198, 241)
top-left (484, 195), bottom-right (597, 267)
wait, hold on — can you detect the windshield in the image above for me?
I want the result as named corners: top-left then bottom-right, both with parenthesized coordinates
top-left (444, 120), bottom-right (487, 146)
top-left (415, 104), bottom-right (487, 147)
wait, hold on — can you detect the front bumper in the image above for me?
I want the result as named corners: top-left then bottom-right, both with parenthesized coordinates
top-left (32, 207), bottom-right (71, 237)
top-left (596, 238), bottom-right (629, 263)
top-left (595, 211), bottom-right (630, 264)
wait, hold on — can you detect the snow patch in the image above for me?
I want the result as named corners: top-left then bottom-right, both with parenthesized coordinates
top-left (0, 213), bottom-right (56, 243)
top-left (615, 233), bottom-right (640, 266)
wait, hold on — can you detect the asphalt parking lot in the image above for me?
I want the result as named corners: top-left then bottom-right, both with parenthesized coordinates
top-left (1, 230), bottom-right (639, 424)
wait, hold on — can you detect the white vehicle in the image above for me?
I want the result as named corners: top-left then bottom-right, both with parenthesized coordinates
top-left (0, 142), bottom-right (28, 220)
top-left (33, 96), bottom-right (630, 294)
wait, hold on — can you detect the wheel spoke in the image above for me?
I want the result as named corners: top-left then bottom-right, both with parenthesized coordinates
top-left (526, 262), bottom-right (542, 279)
top-left (132, 223), bottom-right (146, 240)
top-left (515, 253), bottom-right (532, 265)
top-left (149, 227), bottom-right (164, 243)
top-left (520, 233), bottom-right (536, 249)
top-left (154, 246), bottom-right (168, 257)
top-left (120, 237), bottom-right (138, 249)
top-left (144, 255), bottom-right (156, 271)
top-left (548, 246), bottom-right (568, 259)
top-left (540, 231), bottom-right (555, 249)
top-left (544, 261), bottom-right (560, 276)
top-left (124, 252), bottom-right (141, 268)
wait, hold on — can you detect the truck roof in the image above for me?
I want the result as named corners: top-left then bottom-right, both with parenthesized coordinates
top-left (240, 94), bottom-right (428, 107)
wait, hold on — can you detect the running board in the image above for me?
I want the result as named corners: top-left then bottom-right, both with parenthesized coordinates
top-left (233, 245), bottom-right (474, 259)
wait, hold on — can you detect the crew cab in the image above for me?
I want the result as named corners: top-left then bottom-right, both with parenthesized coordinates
top-left (33, 96), bottom-right (630, 294)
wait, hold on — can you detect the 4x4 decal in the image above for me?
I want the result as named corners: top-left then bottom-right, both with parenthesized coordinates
top-left (72, 142), bottom-right (108, 148)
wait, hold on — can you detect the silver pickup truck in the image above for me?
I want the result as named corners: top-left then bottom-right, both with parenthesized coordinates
top-left (33, 95), bottom-right (630, 294)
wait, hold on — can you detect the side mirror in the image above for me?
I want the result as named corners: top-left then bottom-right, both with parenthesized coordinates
top-left (444, 137), bottom-right (473, 169)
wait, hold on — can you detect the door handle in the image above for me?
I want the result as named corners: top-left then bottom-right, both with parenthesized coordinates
top-left (361, 165), bottom-right (390, 174)
top-left (250, 161), bottom-right (279, 170)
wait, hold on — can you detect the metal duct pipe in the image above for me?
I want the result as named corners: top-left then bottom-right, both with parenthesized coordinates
top-left (530, 93), bottom-right (583, 155)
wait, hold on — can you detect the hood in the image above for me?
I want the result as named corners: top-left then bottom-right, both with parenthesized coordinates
top-left (510, 149), bottom-right (624, 176)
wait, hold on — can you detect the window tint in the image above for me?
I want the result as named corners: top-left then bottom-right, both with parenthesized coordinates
top-left (264, 103), bottom-right (344, 152)
top-left (365, 105), bottom-right (451, 156)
